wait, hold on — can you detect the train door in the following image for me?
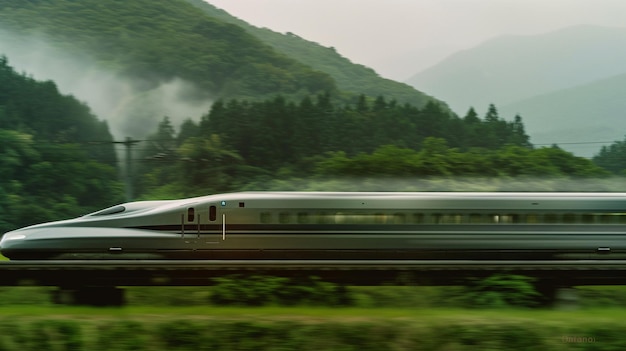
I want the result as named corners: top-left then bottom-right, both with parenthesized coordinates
top-left (181, 204), bottom-right (224, 246)
top-left (204, 204), bottom-right (225, 245)
top-left (180, 204), bottom-right (226, 257)
top-left (181, 206), bottom-right (201, 245)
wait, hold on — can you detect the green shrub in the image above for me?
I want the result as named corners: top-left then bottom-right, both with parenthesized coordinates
top-left (94, 321), bottom-right (148, 351)
top-left (0, 320), bottom-right (83, 351)
top-left (157, 320), bottom-right (209, 351)
top-left (209, 275), bottom-right (352, 306)
top-left (2, 316), bottom-right (626, 350)
top-left (463, 274), bottom-right (542, 308)
top-left (0, 287), bottom-right (52, 306)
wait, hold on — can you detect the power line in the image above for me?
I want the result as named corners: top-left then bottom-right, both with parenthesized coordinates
top-left (534, 141), bottom-right (620, 146)
top-left (36, 137), bottom-right (626, 147)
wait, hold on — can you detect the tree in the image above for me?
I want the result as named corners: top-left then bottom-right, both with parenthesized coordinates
top-left (136, 117), bottom-right (180, 197)
top-left (509, 114), bottom-right (531, 147)
top-left (593, 137), bottom-right (626, 174)
top-left (464, 274), bottom-right (542, 308)
top-left (417, 137), bottom-right (453, 176)
top-left (0, 57), bottom-right (123, 230)
top-left (177, 134), bottom-right (243, 194)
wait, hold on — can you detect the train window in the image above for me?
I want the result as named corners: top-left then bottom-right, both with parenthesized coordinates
top-left (582, 214), bottom-right (594, 224)
top-left (209, 206), bottom-right (217, 221)
top-left (498, 214), bottom-right (518, 223)
top-left (187, 208), bottom-right (195, 222)
top-left (563, 213), bottom-right (577, 223)
top-left (374, 213), bottom-right (386, 224)
top-left (91, 205), bottom-right (126, 216)
top-left (439, 214), bottom-right (462, 224)
top-left (431, 213), bottom-right (442, 224)
top-left (317, 212), bottom-right (332, 224)
top-left (392, 213), bottom-right (406, 224)
top-left (488, 214), bottom-right (517, 223)
top-left (279, 212), bottom-right (291, 224)
top-left (335, 213), bottom-right (367, 224)
top-left (525, 214), bottom-right (539, 223)
top-left (618, 214), bottom-right (626, 224)
top-left (413, 213), bottom-right (425, 223)
top-left (598, 214), bottom-right (613, 224)
top-left (468, 213), bottom-right (482, 223)
top-left (260, 212), bottom-right (271, 223)
top-left (334, 212), bottom-right (346, 224)
top-left (298, 212), bottom-right (310, 224)
top-left (544, 213), bottom-right (559, 223)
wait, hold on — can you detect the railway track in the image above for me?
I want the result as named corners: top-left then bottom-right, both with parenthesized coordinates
top-left (1, 260), bottom-right (626, 286)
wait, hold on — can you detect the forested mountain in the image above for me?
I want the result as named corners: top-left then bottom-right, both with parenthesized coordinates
top-left (0, 57), bottom-right (123, 232)
top-left (0, 0), bottom-right (446, 141)
top-left (406, 25), bottom-right (626, 157)
top-left (593, 136), bottom-right (626, 175)
top-left (0, 0), bottom-right (334, 100)
top-left (133, 95), bottom-right (611, 199)
top-left (0, 56), bottom-right (113, 153)
top-left (407, 25), bottom-right (626, 114)
top-left (500, 72), bottom-right (626, 157)
top-left (185, 0), bottom-right (438, 107)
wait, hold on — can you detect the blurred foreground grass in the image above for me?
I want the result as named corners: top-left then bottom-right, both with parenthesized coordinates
top-left (0, 306), bottom-right (624, 351)
top-left (1, 286), bottom-right (626, 350)
top-left (0, 305), bottom-right (626, 321)
top-left (2, 285), bottom-right (626, 308)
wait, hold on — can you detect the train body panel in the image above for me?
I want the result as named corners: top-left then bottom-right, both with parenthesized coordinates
top-left (2, 192), bottom-right (626, 260)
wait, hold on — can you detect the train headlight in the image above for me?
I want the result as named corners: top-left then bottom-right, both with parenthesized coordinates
top-left (1, 233), bottom-right (26, 241)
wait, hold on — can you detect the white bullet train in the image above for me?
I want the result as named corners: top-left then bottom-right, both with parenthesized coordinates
top-left (2, 192), bottom-right (626, 260)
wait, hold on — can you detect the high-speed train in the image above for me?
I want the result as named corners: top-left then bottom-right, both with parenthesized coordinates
top-left (2, 192), bottom-right (626, 260)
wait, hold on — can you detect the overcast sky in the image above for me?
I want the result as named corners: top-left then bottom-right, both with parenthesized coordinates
top-left (206, 0), bottom-right (626, 80)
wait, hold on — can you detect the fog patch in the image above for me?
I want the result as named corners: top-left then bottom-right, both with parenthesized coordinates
top-left (0, 28), bottom-right (213, 140)
top-left (240, 176), bottom-right (626, 192)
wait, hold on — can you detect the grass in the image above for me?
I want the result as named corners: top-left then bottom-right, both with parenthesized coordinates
top-left (2, 306), bottom-right (623, 351)
top-left (1, 305), bottom-right (626, 323)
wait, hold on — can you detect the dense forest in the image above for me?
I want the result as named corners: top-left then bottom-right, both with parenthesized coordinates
top-left (593, 137), bottom-right (626, 175)
top-left (133, 94), bottom-right (609, 199)
top-left (0, 57), bottom-right (123, 233)
top-left (0, 0), bottom-right (334, 101)
top-left (0, 51), bottom-right (619, 233)
top-left (184, 0), bottom-right (436, 106)
top-left (0, 0), bottom-right (441, 108)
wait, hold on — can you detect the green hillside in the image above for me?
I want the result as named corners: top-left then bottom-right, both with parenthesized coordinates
top-left (0, 0), bottom-right (444, 108)
top-left (501, 72), bottom-right (626, 157)
top-left (0, 57), bottom-right (123, 232)
top-left (185, 0), bottom-right (441, 107)
top-left (0, 0), bottom-right (335, 101)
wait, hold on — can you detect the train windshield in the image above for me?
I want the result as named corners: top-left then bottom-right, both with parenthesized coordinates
top-left (88, 205), bottom-right (126, 216)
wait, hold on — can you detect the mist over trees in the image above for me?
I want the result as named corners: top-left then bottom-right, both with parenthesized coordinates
top-left (133, 95), bottom-right (607, 199)
top-left (0, 49), bottom-right (615, 232)
top-left (184, 0), bottom-right (436, 107)
top-left (0, 0), bottom-right (336, 101)
top-left (0, 0), bottom-right (450, 141)
top-left (0, 57), bottom-right (123, 232)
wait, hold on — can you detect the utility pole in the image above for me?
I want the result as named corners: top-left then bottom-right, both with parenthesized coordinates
top-left (113, 137), bottom-right (140, 202)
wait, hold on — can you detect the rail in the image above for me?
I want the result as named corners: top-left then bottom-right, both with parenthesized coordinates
top-left (2, 260), bottom-right (626, 286)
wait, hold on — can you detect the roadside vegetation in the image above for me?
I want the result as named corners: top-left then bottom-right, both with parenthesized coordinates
top-left (1, 274), bottom-right (625, 309)
top-left (0, 282), bottom-right (625, 350)
top-left (0, 310), bottom-right (621, 351)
